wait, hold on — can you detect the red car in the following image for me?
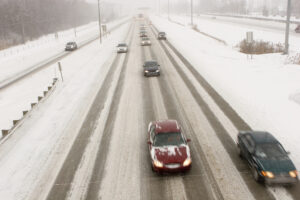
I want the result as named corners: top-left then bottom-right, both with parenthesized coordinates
top-left (147, 120), bottom-right (192, 173)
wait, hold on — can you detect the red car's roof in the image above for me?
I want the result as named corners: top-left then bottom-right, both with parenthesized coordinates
top-left (154, 120), bottom-right (180, 134)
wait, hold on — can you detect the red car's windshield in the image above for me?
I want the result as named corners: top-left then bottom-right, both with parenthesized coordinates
top-left (153, 132), bottom-right (185, 146)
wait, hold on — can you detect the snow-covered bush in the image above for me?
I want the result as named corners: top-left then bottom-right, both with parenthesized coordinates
top-left (239, 39), bottom-right (284, 54)
top-left (286, 53), bottom-right (300, 65)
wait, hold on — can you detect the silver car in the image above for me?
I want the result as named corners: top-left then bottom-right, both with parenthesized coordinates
top-left (141, 37), bottom-right (151, 46)
top-left (117, 43), bottom-right (128, 53)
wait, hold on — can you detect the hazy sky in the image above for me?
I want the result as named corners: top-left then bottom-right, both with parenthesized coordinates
top-left (87, 0), bottom-right (155, 6)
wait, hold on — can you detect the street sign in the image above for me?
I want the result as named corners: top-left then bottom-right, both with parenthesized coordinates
top-left (246, 32), bottom-right (253, 43)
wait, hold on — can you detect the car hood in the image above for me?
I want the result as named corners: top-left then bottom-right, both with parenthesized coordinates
top-left (151, 145), bottom-right (190, 164)
top-left (256, 156), bottom-right (296, 174)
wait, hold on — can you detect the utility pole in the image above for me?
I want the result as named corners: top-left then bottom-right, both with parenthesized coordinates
top-left (190, 0), bottom-right (193, 26)
top-left (97, 0), bottom-right (102, 44)
top-left (284, 0), bottom-right (291, 54)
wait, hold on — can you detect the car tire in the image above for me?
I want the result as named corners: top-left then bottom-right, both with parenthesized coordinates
top-left (252, 167), bottom-right (263, 182)
top-left (237, 144), bottom-right (243, 158)
top-left (151, 164), bottom-right (155, 172)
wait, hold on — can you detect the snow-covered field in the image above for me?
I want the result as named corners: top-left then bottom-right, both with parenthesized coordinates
top-left (166, 14), bottom-right (300, 54)
top-left (150, 15), bottom-right (300, 172)
top-left (0, 17), bottom-right (129, 132)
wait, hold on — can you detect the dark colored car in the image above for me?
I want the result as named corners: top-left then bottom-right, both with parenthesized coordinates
top-left (147, 120), bottom-right (192, 173)
top-left (158, 32), bottom-right (166, 40)
top-left (65, 42), bottom-right (77, 51)
top-left (237, 131), bottom-right (298, 185)
top-left (116, 43), bottom-right (128, 53)
top-left (295, 25), bottom-right (300, 33)
top-left (143, 61), bottom-right (160, 77)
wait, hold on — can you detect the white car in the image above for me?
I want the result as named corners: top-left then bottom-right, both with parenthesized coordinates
top-left (117, 43), bottom-right (128, 53)
top-left (141, 37), bottom-right (151, 46)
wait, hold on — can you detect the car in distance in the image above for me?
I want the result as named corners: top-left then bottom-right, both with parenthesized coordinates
top-left (65, 42), bottom-right (77, 51)
top-left (116, 43), bottom-right (128, 53)
top-left (141, 37), bottom-right (151, 46)
top-left (140, 31), bottom-right (147, 37)
top-left (157, 32), bottom-right (166, 40)
top-left (295, 25), bottom-right (300, 33)
top-left (237, 131), bottom-right (298, 185)
top-left (147, 120), bottom-right (192, 173)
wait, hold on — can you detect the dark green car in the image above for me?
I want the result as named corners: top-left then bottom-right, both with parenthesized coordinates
top-left (237, 131), bottom-right (298, 185)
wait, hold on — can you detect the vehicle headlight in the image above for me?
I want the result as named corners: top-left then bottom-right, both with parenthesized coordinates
top-left (153, 160), bottom-right (163, 168)
top-left (155, 70), bottom-right (160, 72)
top-left (289, 170), bottom-right (298, 178)
top-left (145, 70), bottom-right (149, 73)
top-left (261, 171), bottom-right (274, 178)
top-left (183, 158), bottom-right (192, 167)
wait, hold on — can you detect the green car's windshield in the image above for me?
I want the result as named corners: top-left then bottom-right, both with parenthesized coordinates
top-left (255, 143), bottom-right (287, 158)
top-left (153, 132), bottom-right (185, 146)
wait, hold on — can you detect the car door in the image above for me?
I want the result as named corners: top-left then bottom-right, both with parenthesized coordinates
top-left (244, 135), bottom-right (256, 167)
top-left (240, 134), bottom-right (253, 160)
top-left (239, 134), bottom-right (248, 157)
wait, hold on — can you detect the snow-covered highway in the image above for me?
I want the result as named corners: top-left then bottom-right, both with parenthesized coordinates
top-left (0, 15), bottom-right (300, 200)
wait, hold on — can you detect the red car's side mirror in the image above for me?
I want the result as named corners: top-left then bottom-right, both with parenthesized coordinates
top-left (186, 139), bottom-right (191, 142)
top-left (147, 141), bottom-right (152, 145)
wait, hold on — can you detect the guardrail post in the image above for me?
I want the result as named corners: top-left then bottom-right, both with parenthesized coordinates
top-left (2, 130), bottom-right (9, 137)
top-left (13, 120), bottom-right (19, 125)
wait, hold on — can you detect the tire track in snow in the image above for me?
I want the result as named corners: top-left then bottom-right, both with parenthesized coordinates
top-left (45, 22), bottom-right (134, 200)
top-left (83, 22), bottom-right (135, 200)
top-left (149, 23), bottom-right (280, 200)
top-left (147, 43), bottom-right (217, 200)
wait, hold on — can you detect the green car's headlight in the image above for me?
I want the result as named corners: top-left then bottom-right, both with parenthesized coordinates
top-left (289, 170), bottom-right (298, 178)
top-left (261, 171), bottom-right (274, 178)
